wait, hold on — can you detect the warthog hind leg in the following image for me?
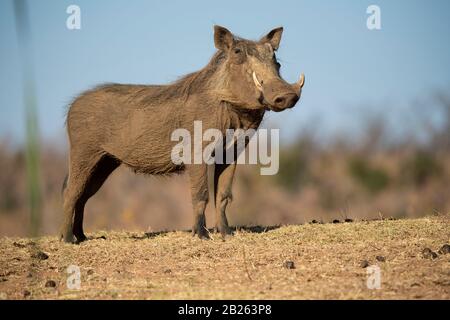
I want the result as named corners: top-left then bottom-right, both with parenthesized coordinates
top-left (61, 152), bottom-right (119, 243)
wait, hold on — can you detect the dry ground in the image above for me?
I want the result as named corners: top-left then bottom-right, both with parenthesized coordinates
top-left (0, 216), bottom-right (449, 299)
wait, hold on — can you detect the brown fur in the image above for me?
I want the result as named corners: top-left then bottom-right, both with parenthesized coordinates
top-left (61, 26), bottom-right (303, 242)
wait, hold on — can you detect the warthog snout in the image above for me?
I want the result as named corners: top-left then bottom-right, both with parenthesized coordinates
top-left (253, 72), bottom-right (305, 112)
top-left (272, 92), bottom-right (299, 110)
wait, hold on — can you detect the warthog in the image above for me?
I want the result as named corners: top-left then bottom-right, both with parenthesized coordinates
top-left (61, 25), bottom-right (305, 243)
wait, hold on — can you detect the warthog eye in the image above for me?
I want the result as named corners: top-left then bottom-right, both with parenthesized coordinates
top-left (234, 48), bottom-right (241, 54)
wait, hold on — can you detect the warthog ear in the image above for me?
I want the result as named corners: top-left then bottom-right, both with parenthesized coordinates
top-left (214, 25), bottom-right (234, 51)
top-left (260, 27), bottom-right (284, 50)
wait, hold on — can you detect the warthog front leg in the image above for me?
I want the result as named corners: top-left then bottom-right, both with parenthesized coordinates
top-left (214, 163), bottom-right (236, 237)
top-left (188, 164), bottom-right (210, 239)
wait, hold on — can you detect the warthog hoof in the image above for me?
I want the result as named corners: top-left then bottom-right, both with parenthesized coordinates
top-left (74, 234), bottom-right (87, 244)
top-left (60, 232), bottom-right (76, 244)
top-left (216, 225), bottom-right (234, 238)
top-left (192, 226), bottom-right (210, 240)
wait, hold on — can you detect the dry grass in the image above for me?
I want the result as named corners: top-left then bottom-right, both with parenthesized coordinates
top-left (0, 216), bottom-right (449, 300)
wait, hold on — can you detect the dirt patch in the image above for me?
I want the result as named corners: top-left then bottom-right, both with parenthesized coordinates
top-left (0, 216), bottom-right (449, 299)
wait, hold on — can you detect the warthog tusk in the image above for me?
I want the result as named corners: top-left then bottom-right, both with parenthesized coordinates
top-left (252, 71), bottom-right (263, 92)
top-left (292, 73), bottom-right (305, 93)
top-left (298, 73), bottom-right (305, 88)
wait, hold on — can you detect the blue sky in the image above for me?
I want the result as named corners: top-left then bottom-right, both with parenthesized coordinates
top-left (1, 0), bottom-right (450, 145)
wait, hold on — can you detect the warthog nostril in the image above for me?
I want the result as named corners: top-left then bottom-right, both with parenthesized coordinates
top-left (272, 93), bottom-right (299, 110)
top-left (274, 97), bottom-right (285, 105)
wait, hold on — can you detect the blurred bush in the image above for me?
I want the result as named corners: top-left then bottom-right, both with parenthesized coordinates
top-left (401, 150), bottom-right (442, 187)
top-left (0, 145), bottom-right (25, 213)
top-left (275, 137), bottom-right (314, 192)
top-left (348, 157), bottom-right (390, 193)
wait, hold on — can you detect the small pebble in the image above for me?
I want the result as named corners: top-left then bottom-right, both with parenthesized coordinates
top-left (438, 244), bottom-right (450, 255)
top-left (13, 242), bottom-right (26, 248)
top-left (163, 268), bottom-right (172, 274)
top-left (23, 290), bottom-right (31, 297)
top-left (422, 248), bottom-right (438, 260)
top-left (283, 261), bottom-right (296, 269)
top-left (360, 260), bottom-right (370, 268)
top-left (32, 251), bottom-right (49, 260)
top-left (376, 256), bottom-right (386, 262)
top-left (45, 280), bottom-right (57, 288)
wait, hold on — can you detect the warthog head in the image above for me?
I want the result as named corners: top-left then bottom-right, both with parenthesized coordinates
top-left (214, 25), bottom-right (305, 112)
